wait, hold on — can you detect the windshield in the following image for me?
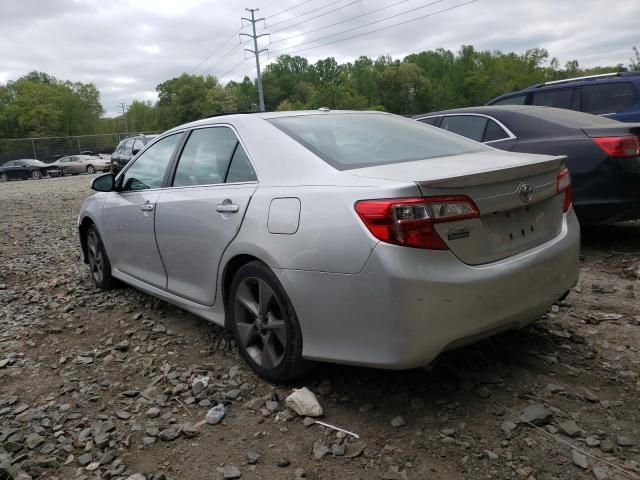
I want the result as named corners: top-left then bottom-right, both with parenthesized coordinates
top-left (268, 113), bottom-right (486, 170)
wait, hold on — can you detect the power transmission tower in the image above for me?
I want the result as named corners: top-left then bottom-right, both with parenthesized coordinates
top-left (119, 103), bottom-right (129, 133)
top-left (240, 8), bottom-right (269, 112)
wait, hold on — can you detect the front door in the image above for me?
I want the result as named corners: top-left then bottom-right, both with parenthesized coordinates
top-left (154, 126), bottom-right (258, 305)
top-left (102, 133), bottom-right (183, 288)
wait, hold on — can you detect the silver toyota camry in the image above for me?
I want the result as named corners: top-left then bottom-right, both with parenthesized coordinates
top-left (78, 110), bottom-right (580, 382)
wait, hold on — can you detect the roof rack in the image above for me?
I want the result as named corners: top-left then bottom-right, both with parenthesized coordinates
top-left (530, 71), bottom-right (640, 89)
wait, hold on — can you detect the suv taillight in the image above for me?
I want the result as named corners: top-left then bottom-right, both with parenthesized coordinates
top-left (354, 196), bottom-right (479, 250)
top-left (593, 136), bottom-right (640, 158)
top-left (556, 167), bottom-right (572, 213)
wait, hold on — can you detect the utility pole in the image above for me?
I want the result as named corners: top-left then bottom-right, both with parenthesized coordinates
top-left (240, 8), bottom-right (269, 112)
top-left (119, 103), bottom-right (129, 133)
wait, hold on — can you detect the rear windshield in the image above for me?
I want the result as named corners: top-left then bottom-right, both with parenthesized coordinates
top-left (268, 113), bottom-right (485, 170)
top-left (524, 106), bottom-right (622, 127)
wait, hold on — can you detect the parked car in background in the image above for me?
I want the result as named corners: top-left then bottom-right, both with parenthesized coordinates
top-left (78, 110), bottom-right (579, 382)
top-left (486, 72), bottom-right (640, 122)
top-left (111, 134), bottom-right (158, 173)
top-left (52, 154), bottom-right (111, 175)
top-left (0, 159), bottom-right (61, 182)
top-left (415, 106), bottom-right (640, 224)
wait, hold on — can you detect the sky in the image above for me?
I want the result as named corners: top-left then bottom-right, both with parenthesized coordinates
top-left (1, 0), bottom-right (638, 117)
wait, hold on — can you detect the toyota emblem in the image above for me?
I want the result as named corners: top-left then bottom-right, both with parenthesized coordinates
top-left (518, 183), bottom-right (534, 203)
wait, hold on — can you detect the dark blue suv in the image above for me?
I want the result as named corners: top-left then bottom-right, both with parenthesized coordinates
top-left (487, 72), bottom-right (640, 122)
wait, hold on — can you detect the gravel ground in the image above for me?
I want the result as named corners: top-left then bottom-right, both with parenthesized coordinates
top-left (1, 175), bottom-right (639, 480)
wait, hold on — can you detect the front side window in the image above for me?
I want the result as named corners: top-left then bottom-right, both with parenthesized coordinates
top-left (5, 161), bottom-right (16, 167)
top-left (120, 133), bottom-right (181, 191)
top-left (582, 83), bottom-right (638, 115)
top-left (441, 116), bottom-right (488, 142)
top-left (173, 127), bottom-right (256, 186)
top-left (268, 113), bottom-right (485, 170)
top-left (492, 95), bottom-right (526, 106)
top-left (122, 139), bottom-right (134, 156)
top-left (532, 89), bottom-right (575, 109)
top-left (133, 138), bottom-right (146, 153)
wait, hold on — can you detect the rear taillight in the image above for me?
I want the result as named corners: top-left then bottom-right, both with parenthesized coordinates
top-left (592, 136), bottom-right (640, 158)
top-left (556, 167), bottom-right (572, 213)
top-left (354, 196), bottom-right (479, 250)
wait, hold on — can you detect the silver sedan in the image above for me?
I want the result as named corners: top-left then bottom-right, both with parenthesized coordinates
top-left (78, 111), bottom-right (580, 382)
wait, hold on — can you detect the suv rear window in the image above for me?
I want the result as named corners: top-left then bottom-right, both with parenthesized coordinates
top-left (582, 82), bottom-right (638, 115)
top-left (268, 113), bottom-right (484, 170)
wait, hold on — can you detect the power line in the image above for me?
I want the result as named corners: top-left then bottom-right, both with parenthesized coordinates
top-left (269, 0), bottom-right (363, 36)
top-left (219, 58), bottom-right (251, 79)
top-left (271, 0), bottom-right (480, 57)
top-left (190, 27), bottom-right (244, 74)
top-left (271, 0), bottom-right (408, 43)
top-left (267, 0), bottom-right (348, 29)
top-left (270, 0), bottom-right (451, 56)
top-left (265, 0), bottom-right (315, 19)
top-left (201, 39), bottom-right (251, 76)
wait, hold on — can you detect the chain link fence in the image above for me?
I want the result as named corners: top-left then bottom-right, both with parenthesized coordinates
top-left (0, 132), bottom-right (161, 165)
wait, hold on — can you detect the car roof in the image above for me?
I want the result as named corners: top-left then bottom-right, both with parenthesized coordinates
top-left (165, 110), bottom-right (391, 134)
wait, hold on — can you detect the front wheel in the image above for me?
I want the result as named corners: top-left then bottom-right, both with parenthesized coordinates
top-left (86, 226), bottom-right (117, 289)
top-left (86, 165), bottom-right (96, 174)
top-left (229, 261), bottom-right (309, 383)
top-left (0, 173), bottom-right (7, 182)
top-left (31, 169), bottom-right (42, 180)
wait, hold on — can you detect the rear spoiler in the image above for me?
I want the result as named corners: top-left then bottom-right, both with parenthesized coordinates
top-left (420, 156), bottom-right (566, 188)
top-left (582, 124), bottom-right (640, 138)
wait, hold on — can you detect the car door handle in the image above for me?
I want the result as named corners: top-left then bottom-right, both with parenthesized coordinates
top-left (140, 203), bottom-right (154, 212)
top-left (216, 201), bottom-right (239, 213)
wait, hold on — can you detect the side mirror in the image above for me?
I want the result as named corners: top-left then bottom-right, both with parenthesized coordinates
top-left (91, 173), bottom-right (115, 192)
top-left (132, 147), bottom-right (141, 155)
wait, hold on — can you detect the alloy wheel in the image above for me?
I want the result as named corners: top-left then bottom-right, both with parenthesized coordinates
top-left (234, 277), bottom-right (288, 369)
top-left (0, 173), bottom-right (7, 182)
top-left (86, 165), bottom-right (96, 174)
top-left (87, 230), bottom-right (105, 285)
top-left (32, 170), bottom-right (42, 180)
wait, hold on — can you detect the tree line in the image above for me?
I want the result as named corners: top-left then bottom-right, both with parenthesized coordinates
top-left (1, 45), bottom-right (639, 139)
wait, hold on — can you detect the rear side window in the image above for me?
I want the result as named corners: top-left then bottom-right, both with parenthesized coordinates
top-left (268, 113), bottom-right (485, 170)
top-left (418, 117), bottom-right (439, 126)
top-left (492, 95), bottom-right (526, 106)
top-left (173, 127), bottom-right (256, 186)
top-left (532, 89), bottom-right (575, 109)
top-left (582, 83), bottom-right (638, 114)
top-left (441, 116), bottom-right (487, 142)
top-left (483, 120), bottom-right (510, 142)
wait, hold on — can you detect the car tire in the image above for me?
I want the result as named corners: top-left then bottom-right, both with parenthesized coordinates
top-left (86, 165), bottom-right (96, 174)
top-left (31, 170), bottom-right (42, 180)
top-left (0, 173), bottom-right (7, 182)
top-left (229, 261), bottom-right (310, 383)
top-left (86, 226), bottom-right (118, 290)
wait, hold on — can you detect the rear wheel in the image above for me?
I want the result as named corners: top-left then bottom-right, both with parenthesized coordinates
top-left (86, 226), bottom-right (117, 289)
top-left (0, 173), bottom-right (7, 182)
top-left (31, 169), bottom-right (42, 180)
top-left (229, 261), bottom-right (309, 383)
top-left (86, 165), bottom-right (96, 174)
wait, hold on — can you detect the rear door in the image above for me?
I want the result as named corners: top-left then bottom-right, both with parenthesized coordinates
top-left (154, 126), bottom-right (258, 305)
top-left (68, 156), bottom-right (83, 173)
top-left (102, 133), bottom-right (183, 288)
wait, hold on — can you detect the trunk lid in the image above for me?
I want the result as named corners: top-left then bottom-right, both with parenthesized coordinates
top-left (349, 150), bottom-right (567, 265)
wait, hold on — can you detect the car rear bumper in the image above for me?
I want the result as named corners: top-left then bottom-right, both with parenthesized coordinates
top-left (276, 210), bottom-right (580, 369)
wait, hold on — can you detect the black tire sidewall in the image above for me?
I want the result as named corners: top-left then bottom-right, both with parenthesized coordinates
top-left (87, 226), bottom-right (117, 290)
top-left (228, 261), bottom-right (308, 383)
